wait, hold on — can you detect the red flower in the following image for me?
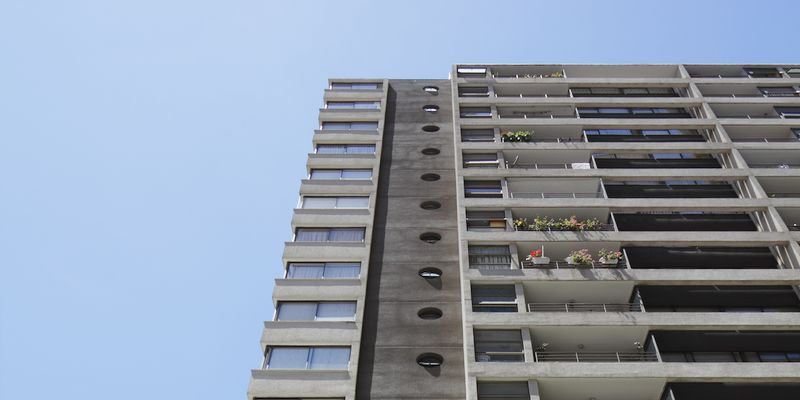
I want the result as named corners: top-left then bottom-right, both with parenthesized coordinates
top-left (530, 249), bottom-right (542, 257)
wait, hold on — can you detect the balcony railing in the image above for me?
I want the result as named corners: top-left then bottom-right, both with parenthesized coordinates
top-left (514, 224), bottom-right (615, 232)
top-left (747, 163), bottom-right (800, 169)
top-left (498, 112), bottom-right (575, 119)
top-left (475, 352), bottom-right (525, 362)
top-left (732, 138), bottom-right (800, 143)
top-left (521, 260), bottom-right (627, 269)
top-left (495, 93), bottom-right (570, 98)
top-left (506, 162), bottom-right (592, 169)
top-left (509, 191), bottom-right (604, 199)
top-left (768, 193), bottom-right (800, 198)
top-left (527, 302), bottom-right (642, 312)
top-left (534, 351), bottom-right (659, 362)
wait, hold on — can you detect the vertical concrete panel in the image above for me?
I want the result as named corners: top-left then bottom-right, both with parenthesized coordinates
top-left (356, 80), bottom-right (465, 399)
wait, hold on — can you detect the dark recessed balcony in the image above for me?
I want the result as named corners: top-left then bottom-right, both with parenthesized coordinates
top-left (654, 331), bottom-right (800, 362)
top-left (594, 155), bottom-right (721, 169)
top-left (613, 212), bottom-right (757, 231)
top-left (665, 382), bottom-right (800, 400)
top-left (577, 107), bottom-right (693, 119)
top-left (604, 181), bottom-right (739, 199)
top-left (570, 87), bottom-right (680, 97)
top-left (637, 285), bottom-right (800, 312)
top-left (584, 129), bottom-right (707, 143)
top-left (624, 246), bottom-right (779, 269)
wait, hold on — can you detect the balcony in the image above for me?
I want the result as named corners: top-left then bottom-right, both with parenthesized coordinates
top-left (777, 208), bottom-right (800, 231)
top-left (593, 153), bottom-right (723, 169)
top-left (740, 149), bottom-right (800, 169)
top-left (613, 212), bottom-right (757, 231)
top-left (531, 326), bottom-right (657, 364)
top-left (570, 87), bottom-right (681, 97)
top-left (504, 149), bottom-right (592, 170)
top-left (697, 83), bottom-right (800, 98)
top-left (711, 103), bottom-right (800, 119)
top-left (490, 65), bottom-right (565, 79)
top-left (493, 83), bottom-right (569, 99)
top-left (758, 177), bottom-right (800, 198)
top-left (577, 107), bottom-right (694, 119)
top-left (637, 285), bottom-right (800, 312)
top-left (535, 351), bottom-right (658, 362)
top-left (603, 181), bottom-right (739, 199)
top-left (665, 382), bottom-right (800, 400)
top-left (506, 178), bottom-right (604, 199)
top-left (686, 65), bottom-right (790, 78)
top-left (724, 125), bottom-right (800, 143)
top-left (528, 302), bottom-right (642, 312)
top-left (655, 330), bottom-right (800, 362)
top-left (517, 242), bottom-right (627, 270)
top-left (498, 105), bottom-right (575, 119)
top-left (583, 128), bottom-right (708, 142)
top-left (499, 126), bottom-right (584, 143)
top-left (623, 246), bottom-right (780, 269)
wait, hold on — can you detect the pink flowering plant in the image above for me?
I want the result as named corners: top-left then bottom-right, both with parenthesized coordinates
top-left (568, 249), bottom-right (593, 265)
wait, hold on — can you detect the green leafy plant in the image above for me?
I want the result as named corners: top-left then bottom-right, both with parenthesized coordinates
top-left (513, 217), bottom-right (529, 231)
top-left (598, 249), bottom-right (623, 261)
top-left (568, 249), bottom-right (593, 265)
top-left (501, 130), bottom-right (533, 143)
top-left (544, 70), bottom-right (565, 78)
top-left (531, 216), bottom-right (554, 231)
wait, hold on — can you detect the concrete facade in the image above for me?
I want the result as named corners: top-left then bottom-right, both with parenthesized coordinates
top-left (248, 65), bottom-right (800, 400)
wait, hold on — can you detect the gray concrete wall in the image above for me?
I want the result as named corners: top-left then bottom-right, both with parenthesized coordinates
top-left (356, 80), bottom-right (466, 400)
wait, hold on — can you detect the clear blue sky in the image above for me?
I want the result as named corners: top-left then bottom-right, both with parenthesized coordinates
top-left (0, 1), bottom-right (797, 399)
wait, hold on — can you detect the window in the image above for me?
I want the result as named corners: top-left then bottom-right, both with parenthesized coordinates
top-left (457, 66), bottom-right (487, 77)
top-left (472, 285), bottom-right (518, 312)
top-left (571, 87), bottom-right (677, 97)
top-left (776, 107), bottom-right (800, 118)
top-left (474, 330), bottom-right (524, 362)
top-left (477, 382), bottom-right (530, 400)
top-left (320, 121), bottom-right (378, 131)
top-left (325, 101), bottom-right (380, 110)
top-left (301, 196), bottom-right (369, 209)
top-left (461, 129), bottom-right (495, 142)
top-left (464, 181), bottom-right (503, 198)
top-left (744, 67), bottom-right (781, 78)
top-left (276, 302), bottom-right (356, 321)
top-left (463, 153), bottom-right (500, 168)
top-left (468, 245), bottom-right (512, 269)
top-left (423, 86), bottom-right (439, 94)
top-left (422, 105), bottom-right (439, 112)
top-left (460, 107), bottom-right (492, 118)
top-left (265, 347), bottom-right (350, 370)
top-left (294, 228), bottom-right (365, 242)
top-left (758, 87), bottom-right (798, 97)
top-left (286, 262), bottom-right (360, 279)
top-left (459, 86), bottom-right (490, 97)
top-left (330, 82), bottom-right (381, 90)
top-left (316, 144), bottom-right (375, 154)
top-left (577, 107), bottom-right (689, 117)
top-left (466, 211), bottom-right (507, 231)
top-left (309, 169), bottom-right (372, 180)
top-left (787, 68), bottom-right (800, 78)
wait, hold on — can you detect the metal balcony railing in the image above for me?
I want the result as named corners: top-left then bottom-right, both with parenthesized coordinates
top-left (514, 223), bottom-right (615, 232)
top-left (506, 162), bottom-right (592, 169)
top-left (768, 193), bottom-right (800, 198)
top-left (534, 351), bottom-right (659, 362)
top-left (509, 191), bottom-right (604, 199)
top-left (732, 138), bottom-right (800, 143)
top-left (527, 302), bottom-right (642, 312)
top-left (475, 352), bottom-right (526, 362)
top-left (521, 259), bottom-right (627, 269)
top-left (747, 162), bottom-right (800, 168)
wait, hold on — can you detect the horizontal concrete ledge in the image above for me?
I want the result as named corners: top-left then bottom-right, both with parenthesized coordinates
top-left (264, 321), bottom-right (358, 330)
top-left (293, 208), bottom-right (372, 217)
top-left (461, 230), bottom-right (789, 245)
top-left (459, 97), bottom-right (702, 106)
top-left (251, 369), bottom-right (351, 380)
top-left (307, 153), bottom-right (377, 161)
top-left (463, 198), bottom-right (771, 210)
top-left (460, 118), bottom-right (717, 127)
top-left (464, 268), bottom-right (800, 284)
top-left (469, 362), bottom-right (800, 380)
top-left (284, 241), bottom-right (367, 248)
top-left (462, 168), bottom-right (749, 179)
top-left (300, 179), bottom-right (375, 187)
top-left (461, 142), bottom-right (733, 152)
top-left (274, 278), bottom-right (361, 287)
top-left (468, 312), bottom-right (800, 329)
top-left (716, 118), bottom-right (800, 126)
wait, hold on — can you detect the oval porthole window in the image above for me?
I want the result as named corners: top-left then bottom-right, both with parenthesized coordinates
top-left (419, 201), bottom-right (441, 210)
top-left (422, 125), bottom-right (440, 133)
top-left (417, 353), bottom-right (444, 368)
top-left (418, 307), bottom-right (443, 320)
top-left (423, 105), bottom-right (439, 113)
top-left (423, 86), bottom-right (439, 95)
top-left (421, 148), bottom-right (440, 156)
top-left (420, 173), bottom-right (440, 182)
top-left (419, 232), bottom-right (442, 244)
top-left (418, 267), bottom-right (442, 279)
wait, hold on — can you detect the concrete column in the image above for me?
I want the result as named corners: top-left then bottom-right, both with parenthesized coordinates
top-left (528, 380), bottom-right (541, 400)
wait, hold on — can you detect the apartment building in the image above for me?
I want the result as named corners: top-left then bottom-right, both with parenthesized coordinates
top-left (248, 65), bottom-right (800, 400)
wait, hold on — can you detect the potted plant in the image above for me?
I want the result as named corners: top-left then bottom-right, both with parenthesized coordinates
top-left (526, 248), bottom-right (550, 265)
top-left (501, 130), bottom-right (533, 143)
top-left (531, 216), bottom-right (553, 231)
top-left (566, 249), bottom-right (593, 266)
top-left (513, 217), bottom-right (529, 231)
top-left (598, 249), bottom-right (623, 265)
top-left (544, 70), bottom-right (565, 78)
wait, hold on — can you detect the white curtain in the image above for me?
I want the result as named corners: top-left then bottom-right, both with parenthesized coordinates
top-left (328, 228), bottom-right (364, 242)
top-left (277, 303), bottom-right (317, 321)
top-left (323, 263), bottom-right (360, 278)
top-left (315, 302), bottom-right (356, 321)
top-left (295, 229), bottom-right (330, 242)
top-left (268, 347), bottom-right (309, 369)
top-left (287, 263), bottom-right (324, 279)
top-left (308, 347), bottom-right (350, 370)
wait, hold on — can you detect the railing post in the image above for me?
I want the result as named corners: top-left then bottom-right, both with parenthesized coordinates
top-left (616, 352), bottom-right (621, 363)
